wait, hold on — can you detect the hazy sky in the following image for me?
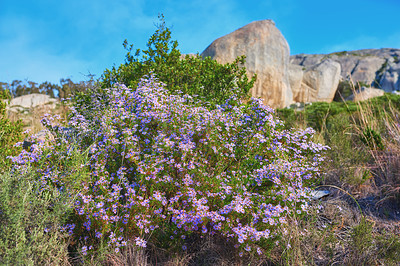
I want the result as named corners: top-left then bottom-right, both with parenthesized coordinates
top-left (1, 0), bottom-right (400, 85)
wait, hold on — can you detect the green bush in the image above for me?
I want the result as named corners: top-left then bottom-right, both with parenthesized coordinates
top-left (347, 218), bottom-right (374, 265)
top-left (0, 165), bottom-right (75, 264)
top-left (100, 14), bottom-right (256, 109)
top-left (277, 101), bottom-right (358, 132)
top-left (0, 89), bottom-right (24, 171)
top-left (360, 127), bottom-right (385, 150)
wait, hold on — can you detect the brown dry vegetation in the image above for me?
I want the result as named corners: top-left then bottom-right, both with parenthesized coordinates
top-left (7, 100), bottom-right (68, 134)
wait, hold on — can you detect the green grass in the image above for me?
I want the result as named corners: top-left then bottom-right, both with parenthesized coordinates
top-left (0, 90), bottom-right (25, 172)
top-left (0, 166), bottom-right (74, 265)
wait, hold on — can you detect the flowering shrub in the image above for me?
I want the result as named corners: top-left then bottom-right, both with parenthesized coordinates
top-left (10, 75), bottom-right (328, 257)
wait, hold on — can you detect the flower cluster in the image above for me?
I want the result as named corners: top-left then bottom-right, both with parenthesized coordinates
top-left (11, 75), bottom-right (328, 256)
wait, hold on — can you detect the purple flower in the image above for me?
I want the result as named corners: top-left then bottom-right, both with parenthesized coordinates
top-left (135, 237), bottom-right (147, 248)
top-left (81, 246), bottom-right (88, 256)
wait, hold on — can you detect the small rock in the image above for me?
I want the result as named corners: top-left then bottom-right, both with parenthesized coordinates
top-left (346, 86), bottom-right (385, 102)
top-left (310, 190), bottom-right (330, 200)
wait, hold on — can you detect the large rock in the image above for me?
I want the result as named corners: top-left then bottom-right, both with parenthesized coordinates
top-left (5, 93), bottom-right (61, 133)
top-left (290, 54), bottom-right (325, 68)
top-left (346, 56), bottom-right (386, 84)
top-left (301, 59), bottom-right (341, 102)
top-left (201, 20), bottom-right (293, 108)
top-left (288, 59), bottom-right (341, 103)
top-left (288, 64), bottom-right (304, 102)
top-left (290, 53), bottom-right (384, 84)
top-left (6, 93), bottom-right (59, 113)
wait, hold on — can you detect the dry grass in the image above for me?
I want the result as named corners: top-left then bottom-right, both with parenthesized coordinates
top-left (271, 81), bottom-right (400, 265)
top-left (103, 245), bottom-right (149, 266)
top-left (97, 234), bottom-right (276, 266)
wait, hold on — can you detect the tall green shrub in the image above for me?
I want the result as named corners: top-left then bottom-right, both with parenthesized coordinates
top-left (101, 14), bottom-right (256, 108)
top-left (0, 165), bottom-right (75, 264)
top-left (0, 89), bottom-right (24, 171)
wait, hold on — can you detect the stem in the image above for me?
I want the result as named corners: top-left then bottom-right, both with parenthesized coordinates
top-left (315, 184), bottom-right (364, 217)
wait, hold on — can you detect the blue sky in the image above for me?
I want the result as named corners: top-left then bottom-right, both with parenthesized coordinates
top-left (1, 0), bottom-right (400, 85)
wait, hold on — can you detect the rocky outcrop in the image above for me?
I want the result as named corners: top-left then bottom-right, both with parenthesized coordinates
top-left (5, 93), bottom-right (61, 133)
top-left (347, 57), bottom-right (385, 84)
top-left (291, 52), bottom-right (385, 84)
top-left (290, 48), bottom-right (400, 92)
top-left (302, 59), bottom-right (341, 102)
top-left (288, 64), bottom-right (304, 102)
top-left (201, 20), bottom-right (293, 108)
top-left (379, 61), bottom-right (400, 92)
top-left (200, 19), bottom-right (399, 107)
top-left (288, 59), bottom-right (341, 103)
top-left (6, 93), bottom-right (59, 113)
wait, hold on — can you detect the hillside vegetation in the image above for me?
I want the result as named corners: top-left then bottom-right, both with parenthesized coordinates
top-left (1, 17), bottom-right (399, 265)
